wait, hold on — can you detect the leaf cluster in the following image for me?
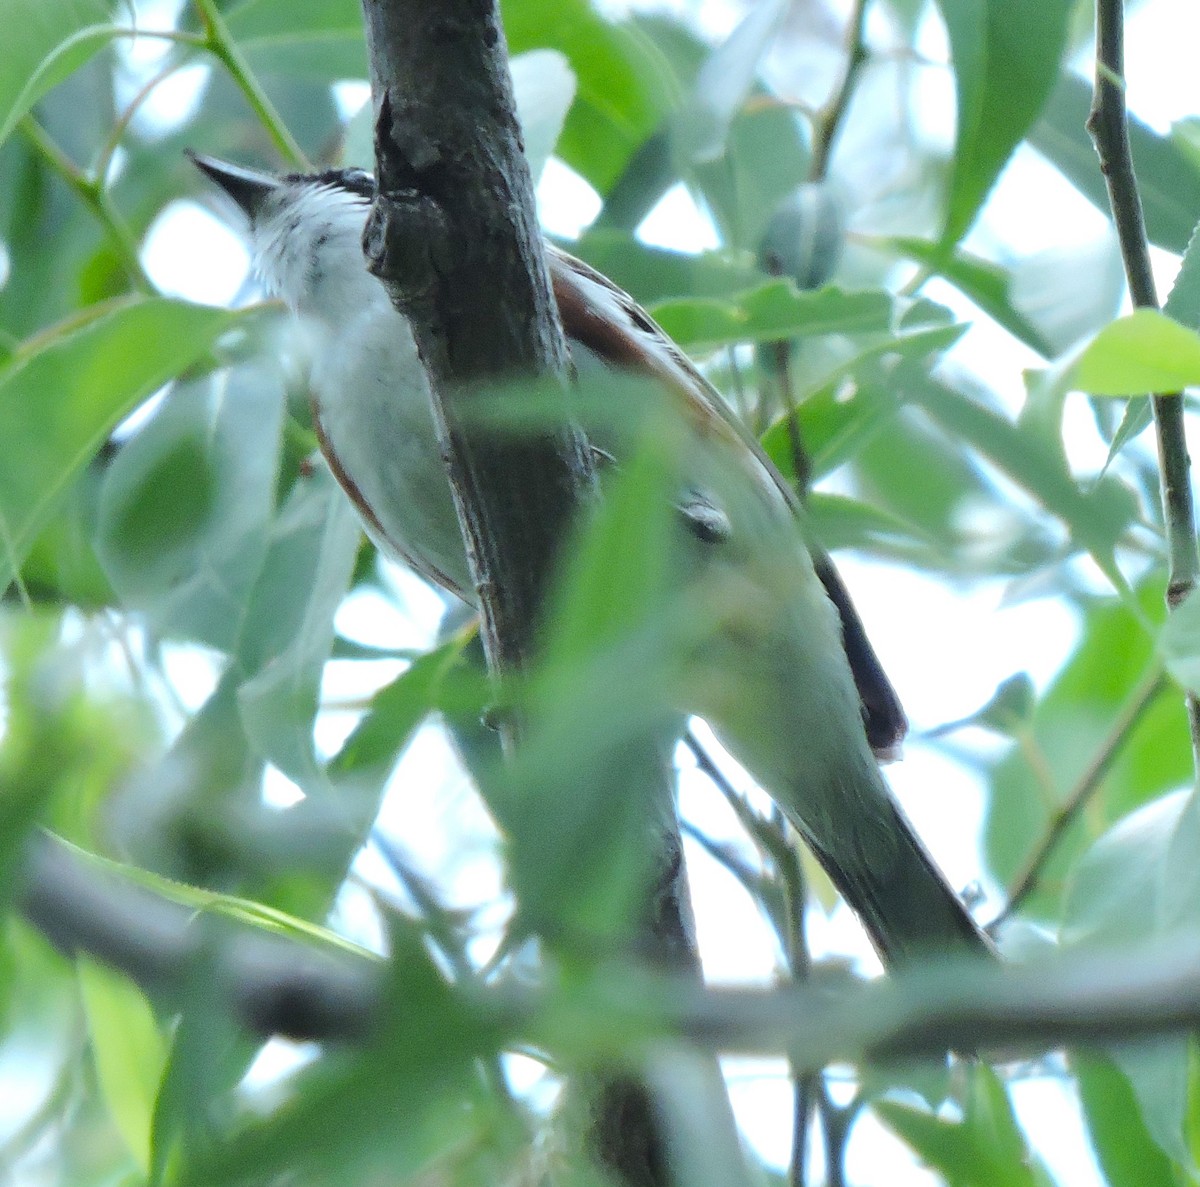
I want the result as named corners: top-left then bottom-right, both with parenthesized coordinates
top-left (3, 0), bottom-right (1200, 1184)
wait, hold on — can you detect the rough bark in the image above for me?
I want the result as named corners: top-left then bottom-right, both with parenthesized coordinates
top-left (358, 0), bottom-right (590, 673)
top-left (356, 3), bottom-right (699, 1182)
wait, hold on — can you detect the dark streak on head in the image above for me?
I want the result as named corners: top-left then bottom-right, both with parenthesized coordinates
top-left (288, 168), bottom-right (377, 201)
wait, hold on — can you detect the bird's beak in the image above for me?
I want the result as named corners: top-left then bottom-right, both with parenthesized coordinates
top-left (185, 150), bottom-right (279, 220)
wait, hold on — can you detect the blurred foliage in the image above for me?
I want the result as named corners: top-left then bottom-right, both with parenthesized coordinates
top-left (2, 0), bottom-right (1200, 1184)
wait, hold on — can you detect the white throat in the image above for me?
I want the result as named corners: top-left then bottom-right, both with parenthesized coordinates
top-left (251, 181), bottom-right (379, 324)
top-left (249, 178), bottom-right (473, 595)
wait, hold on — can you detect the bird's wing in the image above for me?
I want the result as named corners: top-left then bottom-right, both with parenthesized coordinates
top-left (548, 245), bottom-right (907, 755)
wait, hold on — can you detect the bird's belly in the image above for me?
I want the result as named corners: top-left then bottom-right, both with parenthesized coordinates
top-left (310, 313), bottom-right (473, 597)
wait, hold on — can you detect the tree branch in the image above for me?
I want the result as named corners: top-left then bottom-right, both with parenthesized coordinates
top-left (19, 833), bottom-right (379, 1041)
top-left (358, 0), bottom-right (593, 677)
top-left (993, 667), bottom-right (1168, 927)
top-left (25, 829), bottom-right (1200, 1067)
top-left (1087, 0), bottom-right (1200, 765)
top-left (355, 5), bottom-right (690, 1182)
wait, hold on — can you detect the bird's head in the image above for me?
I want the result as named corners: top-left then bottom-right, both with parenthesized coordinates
top-left (187, 152), bottom-right (377, 320)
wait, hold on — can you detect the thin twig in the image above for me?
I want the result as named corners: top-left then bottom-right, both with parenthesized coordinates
top-left (779, 830), bottom-right (815, 1187)
top-left (680, 819), bottom-right (772, 904)
top-left (19, 118), bottom-right (154, 294)
top-left (820, 1096), bottom-right (857, 1187)
top-left (808, 0), bottom-right (870, 183)
top-left (993, 668), bottom-right (1168, 928)
top-left (192, 0), bottom-right (310, 169)
top-left (1087, 0), bottom-right (1200, 767)
top-left (0, 1016), bottom-right (84, 1165)
top-left (366, 833), bottom-right (514, 1106)
top-left (683, 731), bottom-right (815, 1186)
top-left (95, 58), bottom-right (187, 182)
top-left (768, 338), bottom-right (812, 498)
top-left (1013, 728), bottom-right (1063, 815)
top-left (114, 26), bottom-right (207, 50)
top-left (761, 0), bottom-right (871, 500)
top-left (36, 828), bottom-right (1200, 1062)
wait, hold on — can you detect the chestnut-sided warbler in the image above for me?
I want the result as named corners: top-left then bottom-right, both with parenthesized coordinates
top-left (189, 152), bottom-right (989, 964)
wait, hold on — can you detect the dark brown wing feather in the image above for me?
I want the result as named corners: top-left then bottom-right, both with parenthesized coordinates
top-left (548, 245), bottom-right (907, 755)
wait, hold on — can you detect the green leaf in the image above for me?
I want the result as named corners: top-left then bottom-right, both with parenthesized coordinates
top-left (1074, 1052), bottom-right (1185, 1187)
top-left (236, 467), bottom-right (362, 788)
top-left (912, 377), bottom-right (1136, 578)
top-left (691, 99), bottom-right (810, 250)
top-left (78, 955), bottom-right (167, 1175)
top-left (0, 617), bottom-right (131, 903)
top-left (650, 282), bottom-right (892, 352)
top-left (592, 15), bottom-right (811, 246)
top-left (592, 15), bottom-right (706, 231)
top-left (18, 459), bottom-right (115, 608)
top-left (108, 670), bottom-right (265, 889)
top-left (0, 298), bottom-right (238, 598)
top-left (888, 233), bottom-right (1125, 359)
top-left (328, 638), bottom-right (470, 787)
top-left (49, 834), bottom-right (378, 956)
top-left (1101, 398), bottom-right (1155, 472)
top-left (0, 0), bottom-right (117, 148)
top-left (503, 0), bottom-right (677, 194)
top-left (927, 673), bottom-right (1037, 738)
top-left (95, 363), bottom-right (285, 649)
top-left (876, 1064), bottom-right (1050, 1186)
top-left (1065, 790), bottom-right (1195, 1170)
top-left (1073, 309), bottom-right (1200, 396)
top-left (933, 0), bottom-right (1072, 246)
top-left (1161, 588), bottom-right (1200, 696)
top-left (497, 382), bottom-right (690, 944)
top-left (571, 231), bottom-right (766, 306)
top-left (761, 322), bottom-right (1068, 578)
top-left (1164, 219), bottom-right (1200, 332)
top-left (985, 587), bottom-right (1188, 917)
top-left (1064, 790), bottom-right (1186, 945)
top-left (886, 236), bottom-right (1055, 356)
top-left (1092, 228), bottom-right (1200, 463)
top-left (1031, 73), bottom-right (1200, 255)
top-left (151, 968), bottom-right (257, 1187)
top-left (673, 0), bottom-right (786, 165)
top-left (1117, 1040), bottom-right (1194, 1170)
top-left (1, 111), bottom-right (120, 337)
top-left (1161, 763), bottom-right (1200, 942)
top-left (766, 321), bottom-right (963, 478)
top-left (178, 920), bottom-right (494, 1187)
top-left (223, 0), bottom-right (366, 80)
top-left (806, 490), bottom-right (941, 562)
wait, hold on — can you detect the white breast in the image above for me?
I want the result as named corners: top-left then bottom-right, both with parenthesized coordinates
top-left (308, 296), bottom-right (472, 594)
top-left (253, 182), bottom-right (472, 596)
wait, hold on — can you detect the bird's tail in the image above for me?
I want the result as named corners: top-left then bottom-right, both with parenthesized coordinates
top-left (803, 792), bottom-right (993, 967)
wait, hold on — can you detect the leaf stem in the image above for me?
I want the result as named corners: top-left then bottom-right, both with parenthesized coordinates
top-left (192, 0), bottom-right (310, 169)
top-left (95, 58), bottom-right (187, 183)
top-left (113, 26), bottom-right (207, 50)
top-left (1087, 0), bottom-right (1200, 767)
top-left (993, 667), bottom-right (1168, 928)
top-left (18, 118), bottom-right (154, 295)
top-left (684, 730), bottom-right (818, 1187)
top-left (761, 0), bottom-right (871, 501)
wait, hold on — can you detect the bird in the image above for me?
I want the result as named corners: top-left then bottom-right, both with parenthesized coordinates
top-left (188, 151), bottom-right (991, 966)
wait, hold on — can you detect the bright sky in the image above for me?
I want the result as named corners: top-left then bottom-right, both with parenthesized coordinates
top-left (94, 0), bottom-right (1200, 1181)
